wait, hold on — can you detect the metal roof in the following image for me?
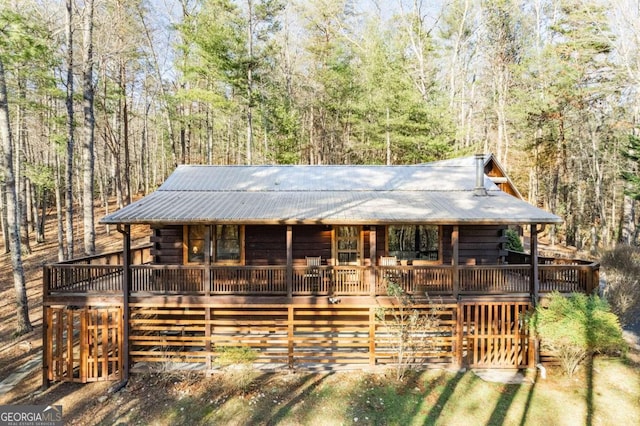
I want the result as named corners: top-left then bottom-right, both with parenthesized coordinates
top-left (100, 162), bottom-right (562, 225)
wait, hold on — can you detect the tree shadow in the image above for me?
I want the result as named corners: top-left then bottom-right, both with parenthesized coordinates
top-left (423, 370), bottom-right (465, 424)
top-left (483, 369), bottom-right (538, 426)
top-left (519, 370), bottom-right (537, 426)
top-left (486, 382), bottom-right (520, 426)
top-left (262, 372), bottom-right (329, 426)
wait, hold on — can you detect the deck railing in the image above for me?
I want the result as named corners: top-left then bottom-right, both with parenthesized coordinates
top-left (45, 259), bottom-right (600, 298)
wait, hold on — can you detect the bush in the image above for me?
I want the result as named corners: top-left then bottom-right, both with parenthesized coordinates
top-left (530, 292), bottom-right (626, 377)
top-left (505, 228), bottom-right (524, 252)
top-left (600, 245), bottom-right (640, 327)
top-left (376, 281), bottom-right (440, 381)
top-left (215, 346), bottom-right (258, 367)
top-left (215, 346), bottom-right (259, 394)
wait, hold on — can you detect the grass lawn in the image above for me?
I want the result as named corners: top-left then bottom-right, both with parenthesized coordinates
top-left (16, 353), bottom-right (637, 425)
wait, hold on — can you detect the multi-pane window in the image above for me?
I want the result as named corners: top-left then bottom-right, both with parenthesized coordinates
top-left (185, 225), bottom-right (241, 263)
top-left (387, 225), bottom-right (439, 261)
top-left (215, 225), bottom-right (240, 262)
top-left (336, 226), bottom-right (360, 265)
top-left (186, 225), bottom-right (206, 263)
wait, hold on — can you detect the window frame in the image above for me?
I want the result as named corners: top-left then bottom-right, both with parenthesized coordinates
top-left (385, 224), bottom-right (442, 264)
top-left (183, 224), bottom-right (244, 265)
top-left (213, 224), bottom-right (244, 265)
top-left (183, 224), bottom-right (207, 264)
top-left (332, 225), bottom-right (363, 265)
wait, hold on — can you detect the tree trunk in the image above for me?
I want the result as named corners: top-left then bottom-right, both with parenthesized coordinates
top-left (64, 0), bottom-right (75, 259)
top-left (0, 184), bottom-right (9, 253)
top-left (0, 57), bottom-right (32, 334)
top-left (15, 81), bottom-right (31, 254)
top-left (120, 61), bottom-right (131, 205)
top-left (54, 151), bottom-right (64, 261)
top-left (246, 0), bottom-right (254, 165)
top-left (82, 0), bottom-right (96, 255)
top-left (620, 194), bottom-right (636, 245)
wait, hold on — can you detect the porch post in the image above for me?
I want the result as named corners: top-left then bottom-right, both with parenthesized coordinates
top-left (530, 224), bottom-right (539, 305)
top-left (286, 226), bottom-right (292, 298)
top-left (369, 226), bottom-right (377, 296)
top-left (205, 226), bottom-right (211, 295)
top-left (452, 225), bottom-right (459, 298)
top-left (530, 224), bottom-right (540, 369)
top-left (119, 224), bottom-right (131, 382)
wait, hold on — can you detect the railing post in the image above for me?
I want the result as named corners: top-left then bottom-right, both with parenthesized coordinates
top-left (43, 265), bottom-right (50, 299)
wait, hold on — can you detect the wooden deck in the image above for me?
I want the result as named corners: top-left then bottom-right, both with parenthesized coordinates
top-left (41, 248), bottom-right (599, 384)
top-left (44, 255), bottom-right (599, 301)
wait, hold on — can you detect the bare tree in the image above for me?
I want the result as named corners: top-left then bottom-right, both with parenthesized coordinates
top-left (64, 0), bottom-right (75, 259)
top-left (0, 55), bottom-right (32, 334)
top-left (82, 0), bottom-right (96, 255)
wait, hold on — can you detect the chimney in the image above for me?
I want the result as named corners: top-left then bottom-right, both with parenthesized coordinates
top-left (474, 153), bottom-right (487, 196)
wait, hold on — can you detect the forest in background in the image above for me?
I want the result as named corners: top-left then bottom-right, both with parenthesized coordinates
top-left (2, 0), bottom-right (640, 274)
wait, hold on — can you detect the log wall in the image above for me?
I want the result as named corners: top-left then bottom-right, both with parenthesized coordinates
top-left (151, 225), bottom-right (183, 264)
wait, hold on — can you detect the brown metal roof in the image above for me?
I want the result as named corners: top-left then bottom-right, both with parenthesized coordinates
top-left (100, 163), bottom-right (562, 225)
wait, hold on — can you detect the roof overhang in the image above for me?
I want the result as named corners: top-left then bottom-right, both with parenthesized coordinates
top-left (100, 188), bottom-right (562, 226)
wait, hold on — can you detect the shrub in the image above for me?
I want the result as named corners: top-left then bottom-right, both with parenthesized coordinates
top-left (215, 346), bottom-right (258, 367)
top-left (376, 281), bottom-right (440, 381)
top-left (215, 346), bottom-right (259, 394)
top-left (505, 228), bottom-right (524, 252)
top-left (530, 292), bottom-right (626, 377)
top-left (600, 245), bottom-right (640, 327)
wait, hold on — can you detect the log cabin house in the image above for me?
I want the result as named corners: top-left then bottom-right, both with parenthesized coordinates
top-left (42, 154), bottom-right (600, 385)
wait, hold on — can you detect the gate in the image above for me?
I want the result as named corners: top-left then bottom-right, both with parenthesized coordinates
top-left (460, 301), bottom-right (532, 368)
top-left (44, 306), bottom-right (122, 383)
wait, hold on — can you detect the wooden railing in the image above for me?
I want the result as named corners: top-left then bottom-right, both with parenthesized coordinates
top-left (43, 244), bottom-right (152, 296)
top-left (45, 260), bottom-right (600, 297)
top-left (459, 265), bottom-right (531, 293)
top-left (45, 264), bottom-right (124, 294)
top-left (56, 244), bottom-right (152, 266)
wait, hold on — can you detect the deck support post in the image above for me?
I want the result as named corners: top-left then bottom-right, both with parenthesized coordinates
top-left (41, 268), bottom-right (50, 390)
top-left (454, 304), bottom-right (463, 368)
top-left (286, 226), bottom-right (292, 298)
top-left (118, 224), bottom-right (131, 382)
top-left (369, 226), bottom-right (377, 296)
top-left (369, 308), bottom-right (376, 366)
top-left (452, 226), bottom-right (459, 298)
top-left (287, 306), bottom-right (294, 369)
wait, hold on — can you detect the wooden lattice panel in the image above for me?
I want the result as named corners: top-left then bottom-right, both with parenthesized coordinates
top-left (461, 301), bottom-right (532, 368)
top-left (44, 306), bottom-right (122, 383)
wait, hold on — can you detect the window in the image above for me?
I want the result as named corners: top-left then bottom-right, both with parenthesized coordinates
top-left (186, 225), bottom-right (206, 263)
top-left (387, 225), bottom-right (440, 261)
top-left (215, 225), bottom-right (241, 262)
top-left (335, 226), bottom-right (360, 265)
top-left (185, 224), bottom-right (242, 264)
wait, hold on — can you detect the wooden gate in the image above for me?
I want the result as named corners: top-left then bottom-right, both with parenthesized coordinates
top-left (44, 306), bottom-right (122, 383)
top-left (460, 301), bottom-right (532, 369)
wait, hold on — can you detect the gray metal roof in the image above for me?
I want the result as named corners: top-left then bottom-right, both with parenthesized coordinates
top-left (101, 163), bottom-right (562, 225)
